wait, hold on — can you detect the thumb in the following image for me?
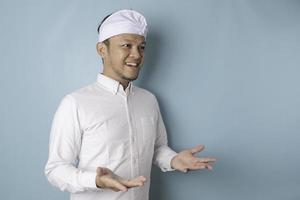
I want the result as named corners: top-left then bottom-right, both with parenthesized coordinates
top-left (178, 168), bottom-right (188, 173)
top-left (189, 145), bottom-right (205, 154)
top-left (97, 167), bottom-right (109, 176)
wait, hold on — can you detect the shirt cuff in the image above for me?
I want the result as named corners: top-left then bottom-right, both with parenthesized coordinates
top-left (154, 147), bottom-right (178, 172)
top-left (78, 170), bottom-right (99, 190)
top-left (162, 150), bottom-right (178, 172)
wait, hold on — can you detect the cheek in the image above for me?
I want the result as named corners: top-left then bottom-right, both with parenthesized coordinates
top-left (112, 48), bottom-right (126, 57)
top-left (109, 52), bottom-right (124, 63)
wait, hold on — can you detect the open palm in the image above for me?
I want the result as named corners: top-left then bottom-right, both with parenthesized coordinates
top-left (96, 167), bottom-right (146, 192)
top-left (171, 145), bottom-right (216, 173)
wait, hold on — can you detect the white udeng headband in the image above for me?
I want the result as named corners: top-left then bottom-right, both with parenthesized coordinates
top-left (98, 9), bottom-right (148, 42)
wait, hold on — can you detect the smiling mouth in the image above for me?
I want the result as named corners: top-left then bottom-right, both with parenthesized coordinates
top-left (125, 62), bottom-right (139, 68)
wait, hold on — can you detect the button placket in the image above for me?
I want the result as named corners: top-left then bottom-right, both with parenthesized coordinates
top-left (128, 95), bottom-right (141, 177)
top-left (124, 94), bottom-right (138, 178)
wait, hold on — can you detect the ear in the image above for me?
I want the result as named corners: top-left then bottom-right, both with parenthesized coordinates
top-left (96, 42), bottom-right (108, 58)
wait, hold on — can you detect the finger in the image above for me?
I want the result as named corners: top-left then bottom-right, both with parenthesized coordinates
top-left (121, 176), bottom-right (147, 188)
top-left (189, 163), bottom-right (213, 171)
top-left (177, 168), bottom-right (187, 173)
top-left (127, 176), bottom-right (146, 187)
top-left (175, 167), bottom-right (188, 173)
top-left (189, 145), bottom-right (205, 154)
top-left (134, 176), bottom-right (147, 184)
top-left (112, 187), bottom-right (121, 192)
top-left (188, 164), bottom-right (206, 170)
top-left (193, 157), bottom-right (217, 163)
top-left (206, 164), bottom-right (213, 170)
top-left (182, 169), bottom-right (188, 173)
top-left (109, 179), bottom-right (128, 192)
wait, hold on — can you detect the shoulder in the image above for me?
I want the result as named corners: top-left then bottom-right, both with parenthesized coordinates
top-left (58, 83), bottom-right (99, 107)
top-left (70, 83), bottom-right (99, 97)
top-left (132, 85), bottom-right (157, 101)
top-left (67, 82), bottom-right (103, 100)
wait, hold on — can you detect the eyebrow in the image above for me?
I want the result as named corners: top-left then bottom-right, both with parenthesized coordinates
top-left (120, 39), bottom-right (146, 45)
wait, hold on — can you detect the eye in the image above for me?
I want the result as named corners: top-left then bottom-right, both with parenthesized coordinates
top-left (122, 43), bottom-right (132, 48)
top-left (140, 45), bottom-right (146, 51)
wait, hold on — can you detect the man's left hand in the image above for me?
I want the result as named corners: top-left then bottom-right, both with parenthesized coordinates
top-left (170, 145), bottom-right (216, 173)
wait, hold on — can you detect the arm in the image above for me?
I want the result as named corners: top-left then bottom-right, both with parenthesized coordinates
top-left (44, 95), bottom-right (97, 193)
top-left (152, 97), bottom-right (178, 172)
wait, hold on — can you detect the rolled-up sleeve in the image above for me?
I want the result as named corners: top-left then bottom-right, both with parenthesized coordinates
top-left (44, 95), bottom-right (99, 193)
top-left (152, 97), bottom-right (178, 172)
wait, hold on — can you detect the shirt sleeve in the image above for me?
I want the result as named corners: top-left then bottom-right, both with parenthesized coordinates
top-left (44, 95), bottom-right (99, 193)
top-left (152, 96), bottom-right (178, 172)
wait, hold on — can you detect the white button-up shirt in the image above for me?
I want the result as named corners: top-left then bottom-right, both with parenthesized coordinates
top-left (45, 74), bottom-right (177, 200)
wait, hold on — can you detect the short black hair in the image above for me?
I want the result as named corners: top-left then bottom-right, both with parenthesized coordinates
top-left (97, 13), bottom-right (112, 46)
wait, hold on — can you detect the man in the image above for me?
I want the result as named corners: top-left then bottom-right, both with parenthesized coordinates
top-left (45, 9), bottom-right (216, 200)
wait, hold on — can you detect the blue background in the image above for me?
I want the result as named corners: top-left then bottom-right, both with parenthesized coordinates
top-left (1, 0), bottom-right (300, 199)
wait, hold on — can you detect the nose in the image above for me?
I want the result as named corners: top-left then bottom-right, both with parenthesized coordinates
top-left (130, 46), bottom-right (143, 59)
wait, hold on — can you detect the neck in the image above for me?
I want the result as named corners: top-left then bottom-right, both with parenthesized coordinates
top-left (101, 72), bottom-right (130, 91)
top-left (120, 81), bottom-right (129, 91)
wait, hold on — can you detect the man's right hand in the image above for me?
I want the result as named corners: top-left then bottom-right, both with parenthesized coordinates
top-left (96, 167), bottom-right (147, 192)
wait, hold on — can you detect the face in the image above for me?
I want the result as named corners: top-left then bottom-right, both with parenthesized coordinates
top-left (97, 33), bottom-right (146, 87)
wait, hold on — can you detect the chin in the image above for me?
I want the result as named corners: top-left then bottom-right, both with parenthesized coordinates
top-left (123, 74), bottom-right (139, 82)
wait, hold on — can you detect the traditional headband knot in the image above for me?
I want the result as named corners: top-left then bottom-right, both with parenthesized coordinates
top-left (98, 9), bottom-right (148, 42)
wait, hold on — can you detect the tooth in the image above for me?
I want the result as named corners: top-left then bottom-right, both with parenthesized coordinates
top-left (126, 63), bottom-right (137, 66)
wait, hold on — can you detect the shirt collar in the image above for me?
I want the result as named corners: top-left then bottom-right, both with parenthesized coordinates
top-left (96, 73), bottom-right (133, 95)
